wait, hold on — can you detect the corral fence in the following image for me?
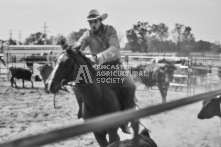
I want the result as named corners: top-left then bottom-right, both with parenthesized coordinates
top-left (0, 45), bottom-right (62, 80)
top-left (1, 47), bottom-right (221, 146)
top-left (121, 53), bottom-right (221, 96)
top-left (184, 56), bottom-right (221, 95)
top-left (1, 45), bottom-right (221, 96)
top-left (0, 89), bottom-right (221, 147)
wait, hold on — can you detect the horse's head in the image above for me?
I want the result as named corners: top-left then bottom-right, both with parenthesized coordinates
top-left (157, 63), bottom-right (176, 83)
top-left (45, 49), bottom-right (74, 93)
top-left (45, 48), bottom-right (95, 93)
top-left (45, 48), bottom-right (80, 93)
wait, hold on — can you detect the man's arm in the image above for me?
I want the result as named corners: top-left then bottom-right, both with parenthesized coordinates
top-left (74, 31), bottom-right (89, 51)
top-left (97, 26), bottom-right (121, 64)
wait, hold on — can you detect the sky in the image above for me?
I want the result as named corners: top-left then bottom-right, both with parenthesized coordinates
top-left (0, 0), bottom-right (221, 45)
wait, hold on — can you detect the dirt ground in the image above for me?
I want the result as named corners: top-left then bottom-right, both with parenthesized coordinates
top-left (0, 78), bottom-right (221, 147)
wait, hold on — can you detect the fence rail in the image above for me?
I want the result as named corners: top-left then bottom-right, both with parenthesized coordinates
top-left (1, 89), bottom-right (221, 147)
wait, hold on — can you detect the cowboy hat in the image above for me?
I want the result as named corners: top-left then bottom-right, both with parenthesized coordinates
top-left (87, 9), bottom-right (108, 21)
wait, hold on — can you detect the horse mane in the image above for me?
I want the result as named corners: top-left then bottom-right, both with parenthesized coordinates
top-left (66, 48), bottom-right (96, 75)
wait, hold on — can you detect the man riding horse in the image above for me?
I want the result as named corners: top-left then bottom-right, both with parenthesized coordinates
top-left (73, 9), bottom-right (136, 133)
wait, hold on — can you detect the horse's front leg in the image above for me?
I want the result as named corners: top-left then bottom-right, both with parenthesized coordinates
top-left (94, 132), bottom-right (108, 147)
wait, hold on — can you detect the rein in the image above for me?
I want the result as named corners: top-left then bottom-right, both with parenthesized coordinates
top-left (220, 103), bottom-right (221, 125)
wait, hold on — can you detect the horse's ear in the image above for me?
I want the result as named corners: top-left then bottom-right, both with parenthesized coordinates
top-left (66, 48), bottom-right (72, 54)
top-left (65, 47), bottom-right (76, 55)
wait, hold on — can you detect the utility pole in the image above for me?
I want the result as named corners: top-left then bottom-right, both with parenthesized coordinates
top-left (43, 22), bottom-right (48, 34)
top-left (19, 31), bottom-right (22, 43)
top-left (9, 29), bottom-right (12, 40)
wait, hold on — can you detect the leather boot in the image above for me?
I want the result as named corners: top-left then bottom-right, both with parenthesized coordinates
top-left (121, 123), bottom-right (131, 134)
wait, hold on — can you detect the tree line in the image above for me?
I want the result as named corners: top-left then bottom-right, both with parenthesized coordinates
top-left (125, 22), bottom-right (221, 55)
top-left (5, 22), bottom-right (221, 55)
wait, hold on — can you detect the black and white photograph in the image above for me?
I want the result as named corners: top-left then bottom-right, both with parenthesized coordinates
top-left (0, 0), bottom-right (221, 147)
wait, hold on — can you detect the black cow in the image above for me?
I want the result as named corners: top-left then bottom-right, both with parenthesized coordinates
top-left (9, 67), bottom-right (34, 88)
top-left (198, 96), bottom-right (221, 119)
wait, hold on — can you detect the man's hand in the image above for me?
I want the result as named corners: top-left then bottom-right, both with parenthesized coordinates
top-left (91, 55), bottom-right (98, 64)
top-left (96, 53), bottom-right (105, 64)
top-left (91, 54), bottom-right (105, 64)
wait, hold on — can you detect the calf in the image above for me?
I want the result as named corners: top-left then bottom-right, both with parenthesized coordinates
top-left (197, 96), bottom-right (221, 119)
top-left (9, 67), bottom-right (33, 88)
top-left (107, 129), bottom-right (157, 147)
top-left (131, 63), bottom-right (176, 103)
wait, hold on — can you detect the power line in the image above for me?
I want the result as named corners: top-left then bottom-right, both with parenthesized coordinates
top-left (195, 32), bottom-right (221, 34)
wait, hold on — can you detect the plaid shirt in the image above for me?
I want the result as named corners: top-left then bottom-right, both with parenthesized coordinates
top-left (74, 24), bottom-right (121, 64)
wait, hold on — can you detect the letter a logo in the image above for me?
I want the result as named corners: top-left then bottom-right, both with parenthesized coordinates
top-left (75, 65), bottom-right (93, 83)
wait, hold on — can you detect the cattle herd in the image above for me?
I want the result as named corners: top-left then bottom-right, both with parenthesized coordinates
top-left (3, 54), bottom-right (221, 147)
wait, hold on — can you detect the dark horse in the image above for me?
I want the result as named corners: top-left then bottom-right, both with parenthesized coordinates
top-left (45, 49), bottom-right (135, 147)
